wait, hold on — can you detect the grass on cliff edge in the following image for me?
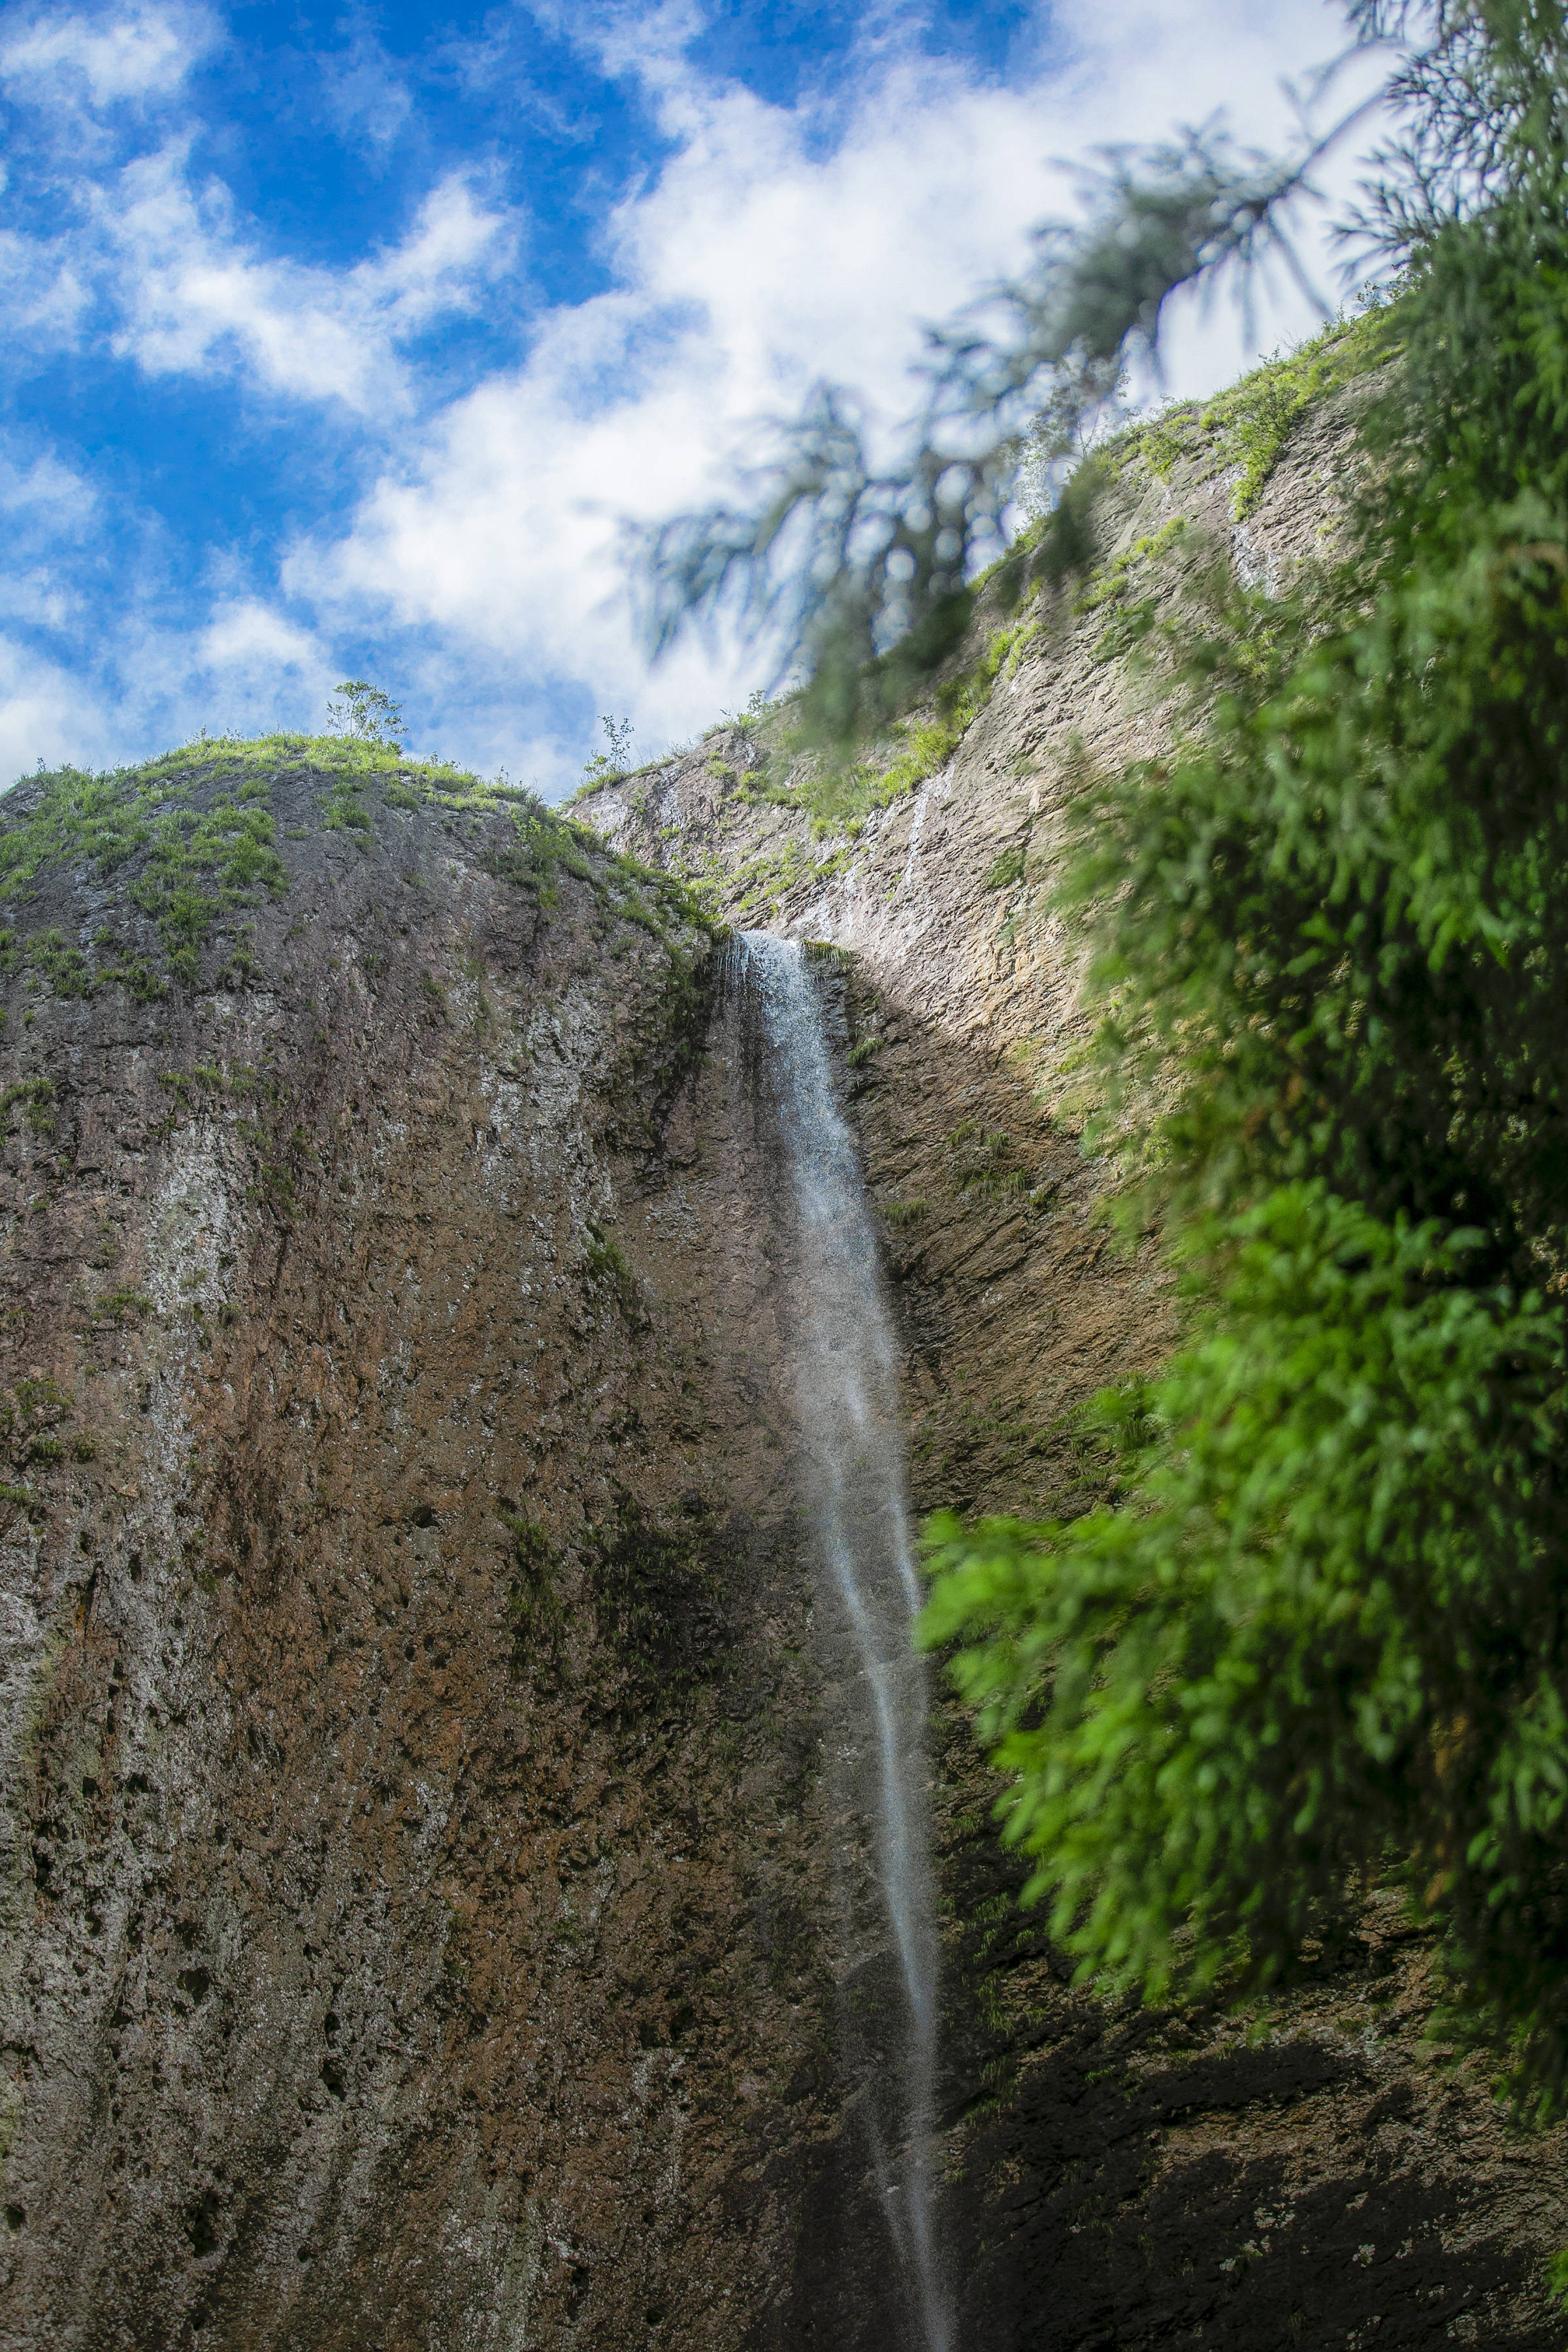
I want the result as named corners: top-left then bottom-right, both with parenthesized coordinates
top-left (0, 732), bottom-right (712, 1002)
top-left (585, 303), bottom-right (1400, 871)
top-left (1096, 299), bottom-right (1399, 518)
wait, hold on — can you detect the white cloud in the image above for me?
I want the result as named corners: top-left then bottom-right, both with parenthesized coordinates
top-left (0, 433), bottom-right (99, 632)
top-left (0, 630), bottom-right (118, 777)
top-left (0, 223), bottom-right (91, 342)
top-left (0, 3), bottom-right (211, 105)
top-left (0, 0), bottom-right (1396, 792)
top-left (318, 31), bottom-right (414, 152)
top-left (102, 149), bottom-right (515, 409)
top-left (195, 598), bottom-right (319, 674)
top-left (289, 0), bottom-right (1387, 793)
top-left (0, 434), bottom-right (95, 521)
top-left (0, 586), bottom-right (334, 787)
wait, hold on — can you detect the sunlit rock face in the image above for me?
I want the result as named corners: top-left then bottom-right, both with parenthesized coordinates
top-left (1, 377), bottom-right (1565, 2352)
top-left (0, 761), bottom-right (865, 2351)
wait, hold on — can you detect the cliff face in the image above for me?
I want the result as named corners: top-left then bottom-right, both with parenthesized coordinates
top-left (0, 375), bottom-right (1563, 2352)
top-left (0, 760), bottom-right (874, 2349)
top-left (585, 378), bottom-right (1568, 2352)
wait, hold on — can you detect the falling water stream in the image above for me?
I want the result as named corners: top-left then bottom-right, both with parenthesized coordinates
top-left (736, 930), bottom-right (949, 2352)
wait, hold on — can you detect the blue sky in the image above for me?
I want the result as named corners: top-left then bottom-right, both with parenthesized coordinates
top-left (0, 0), bottom-right (1376, 796)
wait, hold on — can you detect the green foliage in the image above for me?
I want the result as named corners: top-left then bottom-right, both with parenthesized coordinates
top-left (326, 678), bottom-right (405, 749)
top-left (764, 600), bottom-right (1045, 840)
top-left (945, 1124), bottom-right (1037, 1207)
top-left (233, 1109), bottom-right (305, 1221)
top-left (1106, 306), bottom-right (1399, 515)
top-left (721, 687), bottom-right (774, 730)
top-left (1073, 516), bottom-right (1190, 664)
top-left (580, 713), bottom-right (636, 792)
top-left (131, 790), bottom-right (287, 982)
top-left (157, 1060), bottom-right (251, 1110)
top-left (923, 0), bottom-right (1568, 2139)
top-left (728, 835), bottom-right (853, 919)
top-left (498, 1505), bottom-right (563, 1673)
top-left (0, 760), bottom-right (289, 993)
top-left (582, 1222), bottom-right (641, 1322)
top-left (95, 1290), bottom-right (153, 1324)
top-left (1, 1077), bottom-right (54, 1137)
top-left (0, 1377), bottom-right (85, 1518)
top-left (924, 1190), bottom-right (1564, 1997)
top-left (983, 844), bottom-right (1028, 891)
top-left (481, 779), bottom-right (713, 970)
top-left (480, 798), bottom-right (563, 903)
top-left (24, 928), bottom-right (93, 996)
top-left (322, 774), bottom-right (374, 838)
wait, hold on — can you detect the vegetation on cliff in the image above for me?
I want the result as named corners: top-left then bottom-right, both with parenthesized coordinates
top-left (915, 0), bottom-right (1568, 2156)
top-left (645, 0), bottom-right (1568, 2201)
top-left (0, 730), bottom-right (711, 1006)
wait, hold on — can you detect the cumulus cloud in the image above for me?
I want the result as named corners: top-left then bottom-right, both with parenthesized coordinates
top-left (195, 598), bottom-right (319, 674)
top-left (0, 428), bottom-right (327, 774)
top-left (291, 0), bottom-right (1385, 792)
top-left (0, 593), bottom-right (333, 783)
top-left (103, 150), bottom-right (515, 410)
top-left (0, 630), bottom-right (120, 776)
top-left (0, 439), bottom-right (95, 519)
top-left (316, 29), bottom-right (414, 153)
top-left (0, 2), bottom-right (212, 105)
top-left (0, 0), bottom-right (1392, 791)
top-left (0, 220), bottom-right (91, 346)
top-left (0, 431), bottom-right (99, 636)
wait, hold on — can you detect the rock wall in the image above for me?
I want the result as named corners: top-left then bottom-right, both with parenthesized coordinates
top-left (585, 385), bottom-right (1568, 2352)
top-left (0, 764), bottom-right (923, 2349)
top-left (0, 371), bottom-right (1563, 2352)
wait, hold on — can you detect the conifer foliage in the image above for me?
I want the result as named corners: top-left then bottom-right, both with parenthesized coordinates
top-left (918, 0), bottom-right (1568, 2134)
top-left (645, 0), bottom-right (1568, 2153)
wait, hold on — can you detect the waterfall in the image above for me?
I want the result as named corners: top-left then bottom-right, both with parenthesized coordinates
top-left (735, 930), bottom-right (949, 2352)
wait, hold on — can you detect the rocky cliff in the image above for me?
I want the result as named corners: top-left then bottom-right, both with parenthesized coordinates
top-left (583, 362), bottom-right (1568, 2352)
top-left (0, 357), bottom-right (1563, 2352)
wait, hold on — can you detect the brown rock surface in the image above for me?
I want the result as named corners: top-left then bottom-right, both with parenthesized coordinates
top-left (0, 766), bottom-right (860, 2348)
top-left (0, 382), bottom-right (1563, 2352)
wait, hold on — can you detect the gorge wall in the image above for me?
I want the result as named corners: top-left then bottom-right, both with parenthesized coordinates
top-left (0, 365), bottom-right (1564, 2351)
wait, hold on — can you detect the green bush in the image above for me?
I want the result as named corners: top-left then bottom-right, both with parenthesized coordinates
top-left (923, 0), bottom-right (1568, 2135)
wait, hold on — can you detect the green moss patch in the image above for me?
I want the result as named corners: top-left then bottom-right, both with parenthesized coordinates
top-left (0, 1377), bottom-right (93, 1524)
top-left (1105, 305), bottom-right (1400, 519)
top-left (769, 599), bottom-right (1047, 840)
top-left (498, 1505), bottom-right (564, 1676)
top-left (0, 758), bottom-right (289, 995)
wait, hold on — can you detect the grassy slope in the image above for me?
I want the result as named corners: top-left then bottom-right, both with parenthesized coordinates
top-left (0, 735), bottom-right (711, 1011)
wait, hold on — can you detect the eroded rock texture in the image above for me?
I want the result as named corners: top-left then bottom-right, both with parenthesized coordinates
top-left (589, 389), bottom-right (1568, 2352)
top-left (0, 382), bottom-right (1564, 2352)
top-left (0, 768), bottom-right (888, 2348)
